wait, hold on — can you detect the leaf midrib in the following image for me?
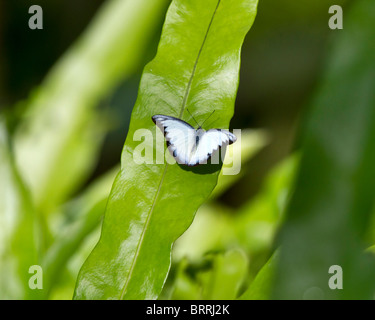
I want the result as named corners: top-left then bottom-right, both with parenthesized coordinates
top-left (119, 0), bottom-right (221, 299)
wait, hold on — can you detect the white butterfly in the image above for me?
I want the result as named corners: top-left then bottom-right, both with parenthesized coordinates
top-left (152, 114), bottom-right (237, 166)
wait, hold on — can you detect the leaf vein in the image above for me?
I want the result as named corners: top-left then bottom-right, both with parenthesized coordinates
top-left (119, 0), bottom-right (221, 299)
top-left (179, 0), bottom-right (221, 118)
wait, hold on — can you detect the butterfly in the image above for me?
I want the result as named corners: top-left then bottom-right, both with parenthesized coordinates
top-left (152, 112), bottom-right (237, 166)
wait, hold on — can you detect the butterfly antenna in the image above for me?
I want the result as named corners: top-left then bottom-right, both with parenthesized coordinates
top-left (186, 108), bottom-right (201, 128)
top-left (200, 110), bottom-right (216, 128)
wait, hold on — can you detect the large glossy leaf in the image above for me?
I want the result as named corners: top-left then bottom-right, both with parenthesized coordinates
top-left (0, 120), bottom-right (39, 299)
top-left (13, 0), bottom-right (169, 214)
top-left (74, 0), bottom-right (259, 299)
top-left (273, 0), bottom-right (375, 299)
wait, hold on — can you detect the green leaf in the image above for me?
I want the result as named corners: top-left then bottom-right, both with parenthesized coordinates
top-left (200, 249), bottom-right (248, 300)
top-left (173, 130), bottom-right (269, 261)
top-left (13, 0), bottom-right (170, 214)
top-left (74, 0), bottom-right (259, 299)
top-left (239, 251), bottom-right (278, 300)
top-left (0, 120), bottom-right (39, 299)
top-left (42, 166), bottom-right (119, 297)
top-left (169, 249), bottom-right (248, 300)
top-left (173, 204), bottom-right (235, 262)
top-left (167, 258), bottom-right (202, 300)
top-left (172, 155), bottom-right (296, 300)
top-left (234, 155), bottom-right (297, 254)
top-left (48, 228), bottom-right (103, 300)
top-left (273, 0), bottom-right (375, 299)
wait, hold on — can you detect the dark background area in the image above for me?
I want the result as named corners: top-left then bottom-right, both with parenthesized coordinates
top-left (0, 0), bottom-right (350, 206)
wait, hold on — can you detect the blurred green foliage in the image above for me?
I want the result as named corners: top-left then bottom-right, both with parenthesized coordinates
top-left (1, 0), bottom-right (374, 300)
top-left (0, 120), bottom-right (39, 299)
top-left (273, 0), bottom-right (375, 299)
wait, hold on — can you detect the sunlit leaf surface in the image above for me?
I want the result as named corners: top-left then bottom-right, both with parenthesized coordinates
top-left (74, 0), bottom-right (259, 299)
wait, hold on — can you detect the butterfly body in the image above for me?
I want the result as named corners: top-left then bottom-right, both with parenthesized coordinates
top-left (152, 114), bottom-right (236, 166)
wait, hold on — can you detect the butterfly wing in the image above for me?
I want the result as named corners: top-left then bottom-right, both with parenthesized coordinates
top-left (189, 129), bottom-right (237, 166)
top-left (152, 115), bottom-right (197, 165)
top-left (152, 115), bottom-right (237, 166)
